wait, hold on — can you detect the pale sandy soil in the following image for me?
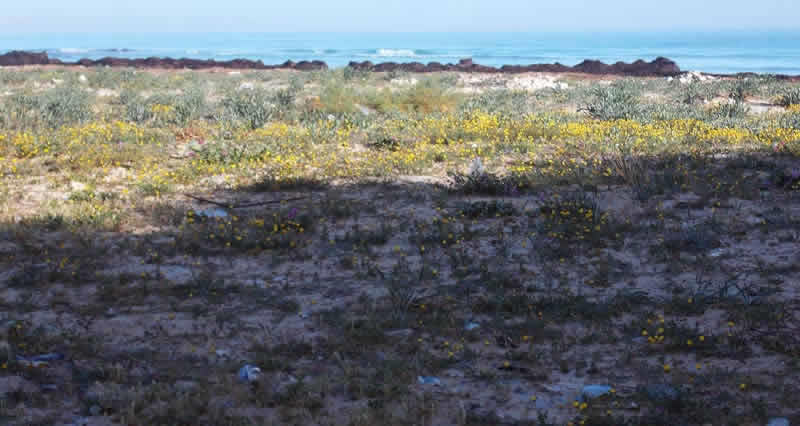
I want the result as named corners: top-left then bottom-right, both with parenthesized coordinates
top-left (0, 68), bottom-right (798, 426)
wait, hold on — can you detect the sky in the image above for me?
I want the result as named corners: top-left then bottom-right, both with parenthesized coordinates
top-left (1, 0), bottom-right (798, 33)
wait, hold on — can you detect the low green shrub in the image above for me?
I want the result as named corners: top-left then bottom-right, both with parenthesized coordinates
top-left (580, 81), bottom-right (641, 120)
top-left (220, 88), bottom-right (274, 129)
top-left (777, 88), bottom-right (800, 107)
top-left (5, 85), bottom-right (93, 129)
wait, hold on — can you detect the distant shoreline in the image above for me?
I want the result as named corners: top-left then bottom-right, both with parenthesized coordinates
top-left (1, 50), bottom-right (799, 80)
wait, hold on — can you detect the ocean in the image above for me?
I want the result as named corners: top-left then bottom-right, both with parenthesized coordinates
top-left (2, 32), bottom-right (799, 75)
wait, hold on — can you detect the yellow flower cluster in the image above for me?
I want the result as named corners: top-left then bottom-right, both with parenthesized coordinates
top-left (2, 108), bottom-right (799, 191)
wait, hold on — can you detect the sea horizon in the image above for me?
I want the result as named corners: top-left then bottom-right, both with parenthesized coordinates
top-left (2, 31), bottom-right (799, 75)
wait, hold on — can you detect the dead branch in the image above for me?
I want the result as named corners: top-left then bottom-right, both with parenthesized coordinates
top-left (184, 193), bottom-right (307, 209)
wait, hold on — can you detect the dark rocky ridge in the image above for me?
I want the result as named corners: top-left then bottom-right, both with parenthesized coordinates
top-left (0, 51), bottom-right (328, 72)
top-left (348, 57), bottom-right (682, 77)
top-left (1, 49), bottom-right (794, 80)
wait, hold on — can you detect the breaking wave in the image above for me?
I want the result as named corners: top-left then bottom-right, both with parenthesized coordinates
top-left (58, 48), bottom-right (90, 54)
top-left (374, 48), bottom-right (418, 57)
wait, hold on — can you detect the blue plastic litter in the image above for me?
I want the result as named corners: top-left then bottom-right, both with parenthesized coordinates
top-left (238, 364), bottom-right (262, 382)
top-left (417, 376), bottom-right (442, 385)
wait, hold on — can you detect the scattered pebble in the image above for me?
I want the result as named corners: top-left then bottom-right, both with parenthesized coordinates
top-left (71, 417), bottom-right (89, 426)
top-left (275, 374), bottom-right (299, 394)
top-left (767, 418), bottom-right (790, 426)
top-left (174, 380), bottom-right (198, 392)
top-left (0, 376), bottom-right (38, 396)
top-left (385, 328), bottom-right (413, 337)
top-left (0, 241), bottom-right (19, 254)
top-left (40, 383), bottom-right (58, 392)
top-left (709, 248), bottom-right (725, 258)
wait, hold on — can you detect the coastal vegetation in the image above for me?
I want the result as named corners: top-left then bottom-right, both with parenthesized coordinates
top-left (1, 66), bottom-right (799, 425)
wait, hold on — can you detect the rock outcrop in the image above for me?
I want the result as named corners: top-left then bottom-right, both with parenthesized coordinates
top-left (346, 56), bottom-right (681, 76)
top-left (0, 50), bottom-right (52, 66)
top-left (0, 50), bottom-right (329, 71)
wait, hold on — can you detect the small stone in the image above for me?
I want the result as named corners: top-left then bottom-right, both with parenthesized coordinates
top-left (0, 376), bottom-right (38, 396)
top-left (464, 321), bottom-right (480, 331)
top-left (41, 383), bottom-right (58, 392)
top-left (385, 328), bottom-right (413, 338)
top-left (159, 265), bottom-right (193, 284)
top-left (745, 216), bottom-right (764, 226)
top-left (151, 236), bottom-right (176, 246)
top-left (89, 404), bottom-right (101, 416)
top-left (0, 241), bottom-right (19, 254)
top-left (175, 380), bottom-right (198, 392)
top-left (767, 418), bottom-right (790, 426)
top-left (79, 74), bottom-right (88, 83)
top-left (274, 373), bottom-right (299, 394)
top-left (443, 369), bottom-right (465, 378)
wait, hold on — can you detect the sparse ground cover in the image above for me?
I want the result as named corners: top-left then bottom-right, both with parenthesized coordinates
top-left (0, 66), bottom-right (799, 425)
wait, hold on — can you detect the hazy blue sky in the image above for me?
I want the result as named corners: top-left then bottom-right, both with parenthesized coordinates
top-left (1, 0), bottom-right (798, 33)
